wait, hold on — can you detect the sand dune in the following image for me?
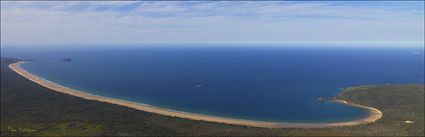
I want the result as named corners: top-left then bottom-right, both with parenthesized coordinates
top-left (9, 61), bottom-right (382, 128)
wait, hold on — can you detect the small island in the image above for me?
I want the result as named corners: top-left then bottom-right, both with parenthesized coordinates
top-left (59, 58), bottom-right (72, 62)
top-left (316, 97), bottom-right (330, 102)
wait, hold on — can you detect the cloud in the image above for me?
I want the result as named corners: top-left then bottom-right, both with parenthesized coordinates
top-left (1, 1), bottom-right (424, 46)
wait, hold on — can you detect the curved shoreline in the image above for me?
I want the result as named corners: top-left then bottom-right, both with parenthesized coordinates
top-left (9, 61), bottom-right (382, 128)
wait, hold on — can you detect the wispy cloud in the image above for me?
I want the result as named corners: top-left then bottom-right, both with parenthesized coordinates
top-left (1, 1), bottom-right (424, 46)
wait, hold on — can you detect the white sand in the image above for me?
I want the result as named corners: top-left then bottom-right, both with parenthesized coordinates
top-left (404, 120), bottom-right (415, 124)
top-left (9, 61), bottom-right (382, 128)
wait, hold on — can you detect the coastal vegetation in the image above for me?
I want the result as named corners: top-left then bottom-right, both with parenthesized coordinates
top-left (1, 58), bottom-right (424, 136)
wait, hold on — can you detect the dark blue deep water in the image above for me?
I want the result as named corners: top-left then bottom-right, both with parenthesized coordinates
top-left (3, 45), bottom-right (424, 123)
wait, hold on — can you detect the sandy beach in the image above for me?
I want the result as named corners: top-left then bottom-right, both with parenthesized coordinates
top-left (9, 61), bottom-right (382, 128)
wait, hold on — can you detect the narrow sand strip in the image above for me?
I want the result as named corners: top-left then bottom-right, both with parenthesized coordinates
top-left (9, 61), bottom-right (382, 128)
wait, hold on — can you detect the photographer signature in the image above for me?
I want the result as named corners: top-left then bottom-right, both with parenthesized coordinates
top-left (7, 125), bottom-right (37, 133)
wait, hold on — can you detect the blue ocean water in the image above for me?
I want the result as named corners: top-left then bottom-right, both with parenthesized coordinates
top-left (3, 45), bottom-right (424, 123)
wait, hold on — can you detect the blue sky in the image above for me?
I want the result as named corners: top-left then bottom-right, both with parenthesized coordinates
top-left (1, 1), bottom-right (424, 47)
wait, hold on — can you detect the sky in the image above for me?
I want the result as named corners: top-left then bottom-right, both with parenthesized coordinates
top-left (1, 1), bottom-right (424, 47)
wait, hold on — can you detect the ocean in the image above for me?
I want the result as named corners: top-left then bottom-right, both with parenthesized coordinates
top-left (3, 45), bottom-right (424, 123)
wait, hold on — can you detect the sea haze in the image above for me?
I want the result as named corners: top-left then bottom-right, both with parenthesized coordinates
top-left (5, 45), bottom-right (425, 123)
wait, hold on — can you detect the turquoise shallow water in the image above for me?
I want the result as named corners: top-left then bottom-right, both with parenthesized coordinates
top-left (5, 45), bottom-right (424, 123)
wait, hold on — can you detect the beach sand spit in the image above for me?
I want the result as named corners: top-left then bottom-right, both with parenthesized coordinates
top-left (9, 61), bottom-right (382, 128)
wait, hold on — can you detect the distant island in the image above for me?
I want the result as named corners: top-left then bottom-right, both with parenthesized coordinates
top-left (59, 58), bottom-right (72, 62)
